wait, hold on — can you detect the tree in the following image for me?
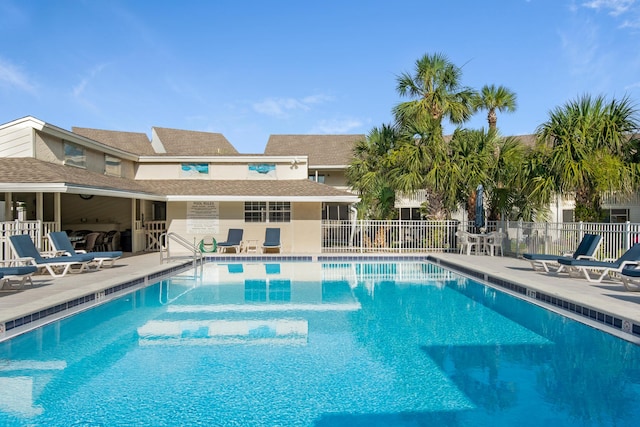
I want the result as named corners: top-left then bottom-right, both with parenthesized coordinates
top-left (535, 94), bottom-right (640, 221)
top-left (474, 84), bottom-right (517, 130)
top-left (393, 52), bottom-right (476, 134)
top-left (346, 124), bottom-right (401, 219)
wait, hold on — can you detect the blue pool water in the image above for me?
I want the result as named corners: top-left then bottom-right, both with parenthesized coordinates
top-left (1, 261), bottom-right (639, 426)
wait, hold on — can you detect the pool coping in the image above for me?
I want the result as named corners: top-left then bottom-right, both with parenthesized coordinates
top-left (1, 253), bottom-right (639, 345)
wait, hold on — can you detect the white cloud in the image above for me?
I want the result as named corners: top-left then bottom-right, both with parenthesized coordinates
top-left (582, 0), bottom-right (636, 16)
top-left (71, 63), bottom-right (109, 112)
top-left (309, 118), bottom-right (363, 134)
top-left (0, 57), bottom-right (36, 93)
top-left (253, 94), bottom-right (333, 118)
top-left (72, 63), bottom-right (107, 99)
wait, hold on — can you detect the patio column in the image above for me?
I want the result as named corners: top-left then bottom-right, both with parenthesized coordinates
top-left (4, 192), bottom-right (12, 220)
top-left (36, 192), bottom-right (43, 221)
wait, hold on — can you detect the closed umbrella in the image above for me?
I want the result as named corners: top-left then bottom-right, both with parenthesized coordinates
top-left (475, 184), bottom-right (485, 229)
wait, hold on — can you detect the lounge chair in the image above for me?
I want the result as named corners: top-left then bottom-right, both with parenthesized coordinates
top-left (217, 229), bottom-right (243, 253)
top-left (523, 234), bottom-right (602, 273)
top-left (8, 234), bottom-right (95, 278)
top-left (557, 243), bottom-right (640, 283)
top-left (619, 267), bottom-right (640, 292)
top-left (48, 231), bottom-right (122, 268)
top-left (262, 228), bottom-right (281, 253)
top-left (0, 265), bottom-right (38, 289)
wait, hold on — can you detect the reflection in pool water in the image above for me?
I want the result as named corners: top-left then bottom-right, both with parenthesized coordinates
top-left (0, 261), bottom-right (639, 426)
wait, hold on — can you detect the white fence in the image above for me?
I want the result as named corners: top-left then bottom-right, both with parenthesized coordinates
top-left (0, 220), bottom-right (59, 260)
top-left (322, 219), bottom-right (640, 259)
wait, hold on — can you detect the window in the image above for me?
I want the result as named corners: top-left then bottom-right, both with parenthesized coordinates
top-left (308, 174), bottom-right (325, 184)
top-left (245, 201), bottom-right (266, 222)
top-left (181, 163), bottom-right (209, 177)
top-left (64, 142), bottom-right (86, 168)
top-left (605, 208), bottom-right (629, 223)
top-left (269, 202), bottom-right (291, 222)
top-left (244, 201), bottom-right (291, 223)
top-left (105, 155), bottom-right (121, 176)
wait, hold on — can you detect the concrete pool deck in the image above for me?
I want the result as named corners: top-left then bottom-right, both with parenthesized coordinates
top-left (1, 251), bottom-right (639, 343)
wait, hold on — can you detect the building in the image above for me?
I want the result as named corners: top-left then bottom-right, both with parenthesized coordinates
top-left (0, 117), bottom-right (359, 255)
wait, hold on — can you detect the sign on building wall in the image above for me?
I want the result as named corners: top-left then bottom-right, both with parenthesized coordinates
top-left (187, 201), bottom-right (219, 234)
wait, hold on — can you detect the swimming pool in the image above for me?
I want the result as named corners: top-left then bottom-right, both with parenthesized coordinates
top-left (0, 261), bottom-right (639, 426)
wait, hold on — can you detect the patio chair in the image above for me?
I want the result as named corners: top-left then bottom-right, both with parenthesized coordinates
top-left (217, 229), bottom-right (243, 253)
top-left (523, 234), bottom-right (602, 273)
top-left (557, 243), bottom-right (640, 283)
top-left (8, 234), bottom-right (95, 278)
top-left (0, 265), bottom-right (38, 289)
top-left (455, 230), bottom-right (479, 255)
top-left (261, 228), bottom-right (281, 253)
top-left (48, 231), bottom-right (122, 269)
top-left (485, 231), bottom-right (505, 256)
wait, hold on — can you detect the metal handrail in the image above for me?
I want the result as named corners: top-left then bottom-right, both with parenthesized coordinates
top-left (159, 232), bottom-right (204, 267)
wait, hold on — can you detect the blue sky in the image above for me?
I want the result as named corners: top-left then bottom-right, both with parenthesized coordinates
top-left (1, 0), bottom-right (640, 154)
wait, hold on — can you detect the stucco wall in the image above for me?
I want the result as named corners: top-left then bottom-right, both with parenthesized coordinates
top-left (136, 161), bottom-right (308, 180)
top-left (165, 201), bottom-right (322, 254)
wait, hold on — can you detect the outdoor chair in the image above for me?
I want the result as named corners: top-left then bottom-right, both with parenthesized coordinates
top-left (48, 231), bottom-right (122, 269)
top-left (261, 228), bottom-right (281, 253)
top-left (557, 243), bottom-right (640, 283)
top-left (455, 230), bottom-right (479, 255)
top-left (618, 266), bottom-right (640, 292)
top-left (217, 229), bottom-right (244, 253)
top-left (8, 234), bottom-right (95, 278)
top-left (485, 231), bottom-right (505, 256)
top-left (523, 234), bottom-right (602, 273)
top-left (0, 265), bottom-right (38, 289)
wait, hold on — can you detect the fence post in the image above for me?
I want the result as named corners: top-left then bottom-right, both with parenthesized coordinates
top-left (625, 221), bottom-right (631, 251)
top-left (516, 219), bottom-right (523, 257)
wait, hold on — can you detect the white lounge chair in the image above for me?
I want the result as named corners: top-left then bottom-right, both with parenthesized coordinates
top-left (523, 234), bottom-right (602, 273)
top-left (48, 231), bottom-right (122, 269)
top-left (9, 234), bottom-right (95, 278)
top-left (557, 243), bottom-right (640, 283)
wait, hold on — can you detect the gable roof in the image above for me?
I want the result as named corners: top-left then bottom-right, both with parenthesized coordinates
top-left (264, 134), bottom-right (364, 166)
top-left (72, 127), bottom-right (156, 156)
top-left (152, 127), bottom-right (238, 156)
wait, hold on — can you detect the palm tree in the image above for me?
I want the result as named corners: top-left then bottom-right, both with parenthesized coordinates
top-left (535, 94), bottom-right (640, 221)
top-left (474, 84), bottom-right (517, 130)
top-left (346, 124), bottom-right (401, 219)
top-left (393, 52), bottom-right (476, 134)
top-left (448, 128), bottom-right (499, 223)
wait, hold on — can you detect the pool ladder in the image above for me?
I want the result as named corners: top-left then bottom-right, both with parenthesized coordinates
top-left (159, 232), bottom-right (204, 268)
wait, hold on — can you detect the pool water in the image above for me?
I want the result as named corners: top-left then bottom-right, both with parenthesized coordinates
top-left (1, 261), bottom-right (639, 426)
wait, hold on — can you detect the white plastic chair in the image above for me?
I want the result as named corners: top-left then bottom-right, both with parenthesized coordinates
top-left (485, 231), bottom-right (505, 256)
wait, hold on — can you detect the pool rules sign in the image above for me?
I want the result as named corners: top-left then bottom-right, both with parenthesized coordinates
top-left (187, 201), bottom-right (220, 234)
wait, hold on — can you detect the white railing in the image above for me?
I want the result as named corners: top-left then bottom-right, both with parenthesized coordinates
top-left (322, 219), bottom-right (640, 259)
top-left (0, 220), bottom-right (59, 260)
top-left (159, 232), bottom-right (203, 268)
top-left (394, 190), bottom-right (429, 208)
top-left (322, 220), bottom-right (460, 253)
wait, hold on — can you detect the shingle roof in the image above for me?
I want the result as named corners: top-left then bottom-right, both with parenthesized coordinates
top-left (0, 158), bottom-right (158, 195)
top-left (264, 135), bottom-right (364, 166)
top-left (138, 178), bottom-right (356, 199)
top-left (153, 127), bottom-right (238, 156)
top-left (0, 158), bottom-right (357, 200)
top-left (72, 127), bottom-right (156, 156)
